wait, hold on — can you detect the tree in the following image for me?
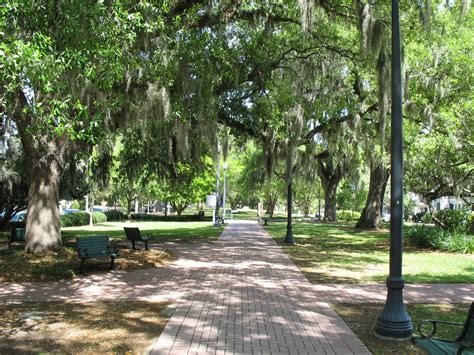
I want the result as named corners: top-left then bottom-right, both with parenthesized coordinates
top-left (404, 3), bottom-right (473, 207)
top-left (1, 1), bottom-right (150, 251)
top-left (165, 159), bottom-right (214, 217)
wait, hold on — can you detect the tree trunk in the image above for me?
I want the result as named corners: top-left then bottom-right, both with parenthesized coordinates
top-left (318, 158), bottom-right (343, 222)
top-left (322, 180), bottom-right (338, 222)
top-left (25, 158), bottom-right (62, 252)
top-left (356, 162), bottom-right (390, 229)
top-left (303, 205), bottom-right (310, 217)
top-left (284, 181), bottom-right (294, 243)
top-left (14, 90), bottom-right (67, 253)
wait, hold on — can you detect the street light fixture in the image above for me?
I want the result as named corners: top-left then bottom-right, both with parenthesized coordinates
top-left (374, 0), bottom-right (413, 340)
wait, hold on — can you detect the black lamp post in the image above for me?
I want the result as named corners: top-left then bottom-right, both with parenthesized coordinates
top-left (374, 0), bottom-right (413, 339)
top-left (284, 181), bottom-right (294, 244)
top-left (0, 135), bottom-right (5, 182)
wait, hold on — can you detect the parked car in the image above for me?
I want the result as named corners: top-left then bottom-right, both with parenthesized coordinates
top-left (92, 206), bottom-right (107, 212)
top-left (10, 211), bottom-right (27, 223)
top-left (63, 209), bottom-right (80, 215)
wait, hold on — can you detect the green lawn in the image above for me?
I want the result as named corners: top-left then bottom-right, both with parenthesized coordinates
top-left (61, 221), bottom-right (224, 244)
top-left (265, 222), bottom-right (474, 284)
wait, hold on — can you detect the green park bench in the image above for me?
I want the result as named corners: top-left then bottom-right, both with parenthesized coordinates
top-left (124, 227), bottom-right (150, 250)
top-left (76, 235), bottom-right (119, 275)
top-left (412, 302), bottom-right (474, 354)
top-left (8, 227), bottom-right (26, 248)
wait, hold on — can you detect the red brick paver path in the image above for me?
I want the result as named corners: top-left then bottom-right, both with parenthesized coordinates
top-left (150, 221), bottom-right (371, 355)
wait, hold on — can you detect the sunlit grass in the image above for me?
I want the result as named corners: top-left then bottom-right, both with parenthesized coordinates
top-left (265, 222), bottom-right (474, 283)
top-left (62, 221), bottom-right (224, 243)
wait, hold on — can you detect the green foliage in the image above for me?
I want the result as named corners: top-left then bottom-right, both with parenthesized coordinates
top-left (60, 212), bottom-right (90, 227)
top-left (336, 181), bottom-right (367, 213)
top-left (92, 212), bottom-right (107, 224)
top-left (60, 212), bottom-right (106, 227)
top-left (406, 225), bottom-right (473, 254)
top-left (70, 201), bottom-right (81, 210)
top-left (420, 212), bottom-right (432, 223)
top-left (130, 213), bottom-right (203, 222)
top-left (165, 159), bottom-right (215, 217)
top-left (433, 209), bottom-right (470, 232)
top-left (336, 210), bottom-right (361, 222)
top-left (104, 210), bottom-right (126, 221)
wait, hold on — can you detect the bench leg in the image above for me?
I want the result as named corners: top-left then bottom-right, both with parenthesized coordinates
top-left (145, 240), bottom-right (149, 251)
top-left (111, 256), bottom-right (115, 270)
top-left (80, 258), bottom-right (86, 275)
top-left (132, 240), bottom-right (137, 250)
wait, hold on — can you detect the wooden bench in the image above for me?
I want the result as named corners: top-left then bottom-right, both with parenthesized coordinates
top-left (8, 227), bottom-right (26, 248)
top-left (76, 235), bottom-right (119, 275)
top-left (124, 227), bottom-right (150, 250)
top-left (413, 302), bottom-right (474, 354)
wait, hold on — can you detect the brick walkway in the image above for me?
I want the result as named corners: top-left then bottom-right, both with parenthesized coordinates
top-left (150, 221), bottom-right (370, 355)
top-left (0, 220), bottom-right (472, 354)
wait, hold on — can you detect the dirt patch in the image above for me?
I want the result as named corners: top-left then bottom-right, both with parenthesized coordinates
top-left (0, 301), bottom-right (172, 353)
top-left (333, 303), bottom-right (470, 354)
top-left (0, 245), bottom-right (177, 282)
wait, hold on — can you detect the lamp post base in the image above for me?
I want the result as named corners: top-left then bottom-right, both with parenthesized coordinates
top-left (284, 231), bottom-right (294, 244)
top-left (374, 278), bottom-right (413, 340)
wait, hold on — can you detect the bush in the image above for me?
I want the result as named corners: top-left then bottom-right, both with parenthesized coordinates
top-left (92, 212), bottom-right (107, 224)
top-left (336, 210), bottom-right (361, 221)
top-left (60, 212), bottom-right (107, 227)
top-left (130, 213), bottom-right (205, 222)
top-left (405, 224), bottom-right (473, 254)
top-left (104, 210), bottom-right (126, 221)
top-left (60, 212), bottom-right (89, 227)
top-left (420, 212), bottom-right (432, 223)
top-left (433, 209), bottom-right (470, 232)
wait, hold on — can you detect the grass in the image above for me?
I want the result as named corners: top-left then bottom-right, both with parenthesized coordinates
top-left (0, 221), bottom-right (223, 282)
top-left (61, 221), bottom-right (224, 243)
top-left (334, 303), bottom-right (471, 354)
top-left (0, 301), bottom-right (172, 353)
top-left (265, 222), bottom-right (474, 284)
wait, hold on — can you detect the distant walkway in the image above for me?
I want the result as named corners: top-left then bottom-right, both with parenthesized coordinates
top-left (0, 221), bottom-right (472, 354)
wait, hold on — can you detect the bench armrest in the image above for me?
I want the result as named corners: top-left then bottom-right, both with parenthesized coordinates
top-left (418, 319), bottom-right (464, 339)
top-left (458, 343), bottom-right (474, 354)
top-left (78, 248), bottom-right (88, 258)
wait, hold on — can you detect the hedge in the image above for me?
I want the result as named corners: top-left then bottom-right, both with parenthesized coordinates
top-left (60, 212), bottom-right (107, 227)
top-left (405, 224), bottom-right (473, 254)
top-left (104, 210), bottom-right (125, 221)
top-left (336, 210), bottom-right (361, 221)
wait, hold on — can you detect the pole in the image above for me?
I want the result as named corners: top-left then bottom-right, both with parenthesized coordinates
top-left (284, 181), bottom-right (294, 244)
top-left (223, 163), bottom-right (227, 223)
top-left (374, 0), bottom-right (413, 339)
top-left (214, 153), bottom-right (220, 227)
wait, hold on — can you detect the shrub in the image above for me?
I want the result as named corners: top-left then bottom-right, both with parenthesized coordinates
top-left (130, 213), bottom-right (204, 222)
top-left (406, 224), bottom-right (473, 254)
top-left (336, 210), bottom-right (361, 221)
top-left (433, 209), bottom-right (469, 232)
top-left (104, 210), bottom-right (126, 221)
top-left (420, 212), bottom-right (432, 223)
top-left (92, 212), bottom-right (107, 224)
top-left (60, 212), bottom-right (89, 227)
